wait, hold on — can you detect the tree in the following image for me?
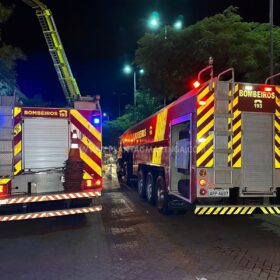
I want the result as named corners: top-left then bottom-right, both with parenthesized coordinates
top-left (135, 6), bottom-right (280, 100)
top-left (103, 91), bottom-right (162, 146)
top-left (0, 2), bottom-right (25, 96)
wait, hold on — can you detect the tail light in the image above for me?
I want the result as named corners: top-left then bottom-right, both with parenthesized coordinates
top-left (199, 169), bottom-right (207, 177)
top-left (95, 179), bottom-right (102, 187)
top-left (0, 182), bottom-right (11, 197)
top-left (0, 185), bottom-right (6, 193)
top-left (199, 179), bottom-right (207, 187)
top-left (200, 188), bottom-right (207, 196)
top-left (84, 179), bottom-right (102, 189)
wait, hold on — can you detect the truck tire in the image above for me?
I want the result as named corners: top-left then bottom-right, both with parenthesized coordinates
top-left (122, 161), bottom-right (131, 185)
top-left (137, 170), bottom-right (146, 199)
top-left (146, 172), bottom-right (156, 205)
top-left (155, 175), bottom-right (169, 215)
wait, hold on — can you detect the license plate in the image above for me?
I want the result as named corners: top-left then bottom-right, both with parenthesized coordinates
top-left (208, 189), bottom-right (229, 197)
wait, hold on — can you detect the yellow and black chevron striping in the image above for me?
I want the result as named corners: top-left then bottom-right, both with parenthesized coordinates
top-left (260, 206), bottom-right (280, 214)
top-left (275, 87), bottom-right (280, 168)
top-left (70, 110), bottom-right (102, 181)
top-left (0, 178), bottom-right (11, 185)
top-left (196, 85), bottom-right (215, 167)
top-left (13, 107), bottom-right (23, 176)
top-left (195, 206), bottom-right (256, 215)
top-left (228, 84), bottom-right (241, 168)
top-left (152, 109), bottom-right (168, 165)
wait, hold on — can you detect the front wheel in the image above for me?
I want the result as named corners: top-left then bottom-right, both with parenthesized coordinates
top-left (155, 175), bottom-right (169, 215)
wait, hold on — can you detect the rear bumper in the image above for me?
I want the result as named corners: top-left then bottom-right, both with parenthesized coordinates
top-left (0, 191), bottom-right (102, 222)
top-left (0, 205), bottom-right (102, 222)
top-left (194, 205), bottom-right (280, 215)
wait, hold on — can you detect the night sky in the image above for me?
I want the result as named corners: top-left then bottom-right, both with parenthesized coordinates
top-left (2, 0), bottom-right (280, 118)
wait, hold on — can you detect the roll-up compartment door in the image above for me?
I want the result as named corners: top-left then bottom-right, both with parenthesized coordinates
top-left (23, 118), bottom-right (69, 170)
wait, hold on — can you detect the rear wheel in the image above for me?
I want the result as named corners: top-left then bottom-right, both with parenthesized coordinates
top-left (122, 161), bottom-right (130, 185)
top-left (156, 175), bottom-right (169, 214)
top-left (146, 172), bottom-right (156, 205)
top-left (137, 170), bottom-right (146, 199)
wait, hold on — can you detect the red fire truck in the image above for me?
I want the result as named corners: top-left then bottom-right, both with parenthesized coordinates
top-left (118, 67), bottom-right (280, 215)
top-left (0, 0), bottom-right (102, 221)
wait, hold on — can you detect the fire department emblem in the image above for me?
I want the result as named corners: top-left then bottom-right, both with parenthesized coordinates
top-left (59, 110), bottom-right (68, 117)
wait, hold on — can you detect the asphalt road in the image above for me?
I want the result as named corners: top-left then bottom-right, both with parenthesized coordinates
top-left (0, 169), bottom-right (280, 280)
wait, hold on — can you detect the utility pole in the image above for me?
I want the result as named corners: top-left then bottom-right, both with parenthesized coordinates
top-left (269, 0), bottom-right (274, 79)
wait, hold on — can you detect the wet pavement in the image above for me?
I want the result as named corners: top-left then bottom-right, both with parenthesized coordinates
top-left (0, 168), bottom-right (280, 280)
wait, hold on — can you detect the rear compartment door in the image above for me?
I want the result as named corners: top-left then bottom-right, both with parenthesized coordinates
top-left (242, 113), bottom-right (274, 195)
top-left (23, 118), bottom-right (69, 170)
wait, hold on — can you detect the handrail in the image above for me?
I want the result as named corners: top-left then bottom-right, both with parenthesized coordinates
top-left (265, 73), bottom-right (280, 84)
top-left (217, 67), bottom-right (235, 83)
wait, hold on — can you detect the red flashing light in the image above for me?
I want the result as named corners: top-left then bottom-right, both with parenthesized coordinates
top-left (0, 185), bottom-right (4, 193)
top-left (264, 87), bottom-right (272, 92)
top-left (193, 80), bottom-right (201, 89)
top-left (199, 179), bottom-right (207, 187)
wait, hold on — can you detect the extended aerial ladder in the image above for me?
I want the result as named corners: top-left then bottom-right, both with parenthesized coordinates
top-left (22, 0), bottom-right (81, 105)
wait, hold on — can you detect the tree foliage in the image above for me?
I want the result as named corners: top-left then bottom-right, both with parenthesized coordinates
top-left (0, 2), bottom-right (25, 96)
top-left (135, 6), bottom-right (280, 100)
top-left (103, 91), bottom-right (162, 146)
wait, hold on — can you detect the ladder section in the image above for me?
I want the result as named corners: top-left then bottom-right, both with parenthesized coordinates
top-left (214, 81), bottom-right (233, 188)
top-left (0, 96), bottom-right (14, 177)
top-left (22, 0), bottom-right (81, 105)
top-left (35, 9), bottom-right (81, 104)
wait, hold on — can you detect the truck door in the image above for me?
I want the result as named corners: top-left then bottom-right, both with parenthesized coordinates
top-left (241, 113), bottom-right (274, 196)
top-left (169, 114), bottom-right (192, 202)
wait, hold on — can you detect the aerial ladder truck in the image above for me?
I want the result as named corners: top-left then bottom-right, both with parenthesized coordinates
top-left (0, 0), bottom-right (103, 222)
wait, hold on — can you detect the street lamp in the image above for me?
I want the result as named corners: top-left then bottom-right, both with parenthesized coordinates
top-left (123, 64), bottom-right (133, 75)
top-left (148, 12), bottom-right (184, 39)
top-left (173, 20), bottom-right (182, 30)
top-left (148, 11), bottom-right (160, 29)
top-left (103, 112), bottom-right (110, 121)
top-left (123, 65), bottom-right (145, 107)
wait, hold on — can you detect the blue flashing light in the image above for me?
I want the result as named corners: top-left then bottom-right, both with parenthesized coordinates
top-left (93, 117), bottom-right (101, 125)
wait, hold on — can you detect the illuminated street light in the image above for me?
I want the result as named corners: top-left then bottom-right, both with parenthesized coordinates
top-left (147, 12), bottom-right (183, 41)
top-left (123, 64), bottom-right (132, 75)
top-left (148, 11), bottom-right (160, 29)
top-left (173, 20), bottom-right (183, 30)
top-left (122, 65), bottom-right (145, 107)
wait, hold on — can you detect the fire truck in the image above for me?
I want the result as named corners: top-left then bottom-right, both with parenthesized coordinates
top-left (0, 0), bottom-right (102, 221)
top-left (118, 65), bottom-right (280, 216)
